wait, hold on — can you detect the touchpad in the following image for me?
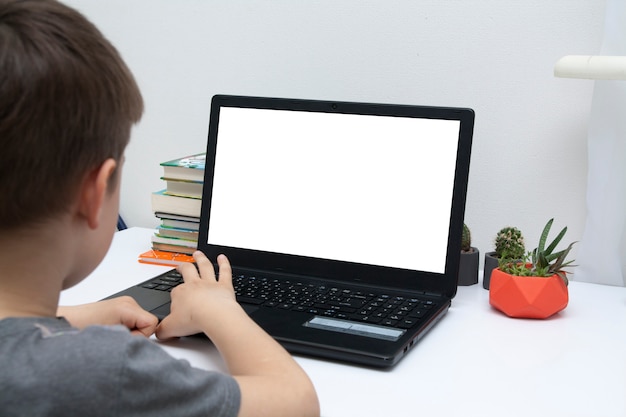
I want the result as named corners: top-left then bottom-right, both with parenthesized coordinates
top-left (241, 304), bottom-right (259, 315)
top-left (151, 303), bottom-right (171, 320)
top-left (153, 303), bottom-right (258, 320)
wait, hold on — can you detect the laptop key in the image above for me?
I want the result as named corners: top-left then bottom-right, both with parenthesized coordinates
top-left (361, 316), bottom-right (382, 324)
top-left (161, 275), bottom-right (182, 283)
top-left (332, 299), bottom-right (365, 308)
top-left (154, 279), bottom-right (177, 286)
top-left (398, 318), bottom-right (418, 329)
top-left (409, 309), bottom-right (428, 318)
top-left (236, 296), bottom-right (265, 305)
top-left (154, 284), bottom-right (172, 291)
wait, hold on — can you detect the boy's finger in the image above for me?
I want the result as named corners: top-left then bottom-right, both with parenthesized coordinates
top-left (155, 317), bottom-right (180, 340)
top-left (193, 250), bottom-right (216, 280)
top-left (121, 310), bottom-right (158, 337)
top-left (177, 261), bottom-right (200, 282)
top-left (154, 319), bottom-right (170, 340)
top-left (216, 254), bottom-right (232, 284)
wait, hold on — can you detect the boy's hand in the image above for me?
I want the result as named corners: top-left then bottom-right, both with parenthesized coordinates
top-left (57, 297), bottom-right (158, 337)
top-left (155, 251), bottom-right (237, 340)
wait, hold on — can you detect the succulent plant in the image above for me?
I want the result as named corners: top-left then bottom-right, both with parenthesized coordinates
top-left (461, 223), bottom-right (472, 252)
top-left (494, 226), bottom-right (525, 259)
top-left (498, 218), bottom-right (576, 285)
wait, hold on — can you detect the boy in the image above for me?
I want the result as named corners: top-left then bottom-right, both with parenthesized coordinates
top-left (0, 1), bottom-right (319, 416)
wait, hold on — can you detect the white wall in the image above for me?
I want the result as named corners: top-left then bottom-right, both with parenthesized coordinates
top-left (65, 0), bottom-right (606, 278)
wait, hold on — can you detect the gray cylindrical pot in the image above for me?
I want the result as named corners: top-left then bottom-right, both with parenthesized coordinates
top-left (483, 251), bottom-right (499, 289)
top-left (458, 247), bottom-right (479, 286)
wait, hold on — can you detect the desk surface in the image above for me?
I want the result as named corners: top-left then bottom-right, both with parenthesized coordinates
top-left (60, 228), bottom-right (626, 417)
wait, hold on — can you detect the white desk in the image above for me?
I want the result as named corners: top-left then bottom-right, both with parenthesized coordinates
top-left (61, 228), bottom-right (626, 417)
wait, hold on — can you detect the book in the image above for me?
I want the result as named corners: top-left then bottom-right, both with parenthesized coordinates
top-left (157, 225), bottom-right (199, 240)
top-left (138, 250), bottom-right (195, 266)
top-left (161, 153), bottom-right (205, 182)
top-left (151, 242), bottom-right (196, 255)
top-left (151, 190), bottom-right (201, 218)
top-left (158, 217), bottom-right (200, 231)
top-left (155, 212), bottom-right (200, 223)
top-left (162, 178), bottom-right (203, 199)
top-left (151, 232), bottom-right (197, 255)
top-left (151, 233), bottom-right (197, 248)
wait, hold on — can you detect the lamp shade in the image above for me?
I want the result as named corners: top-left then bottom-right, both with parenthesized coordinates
top-left (554, 55), bottom-right (626, 80)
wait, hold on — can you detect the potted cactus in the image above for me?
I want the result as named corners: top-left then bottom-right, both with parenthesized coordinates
top-left (489, 218), bottom-right (576, 319)
top-left (458, 223), bottom-right (479, 286)
top-left (483, 226), bottom-right (525, 289)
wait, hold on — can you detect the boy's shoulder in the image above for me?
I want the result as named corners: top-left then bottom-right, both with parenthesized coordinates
top-left (0, 316), bottom-right (131, 350)
top-left (0, 317), bottom-right (241, 417)
top-left (0, 316), bottom-right (140, 384)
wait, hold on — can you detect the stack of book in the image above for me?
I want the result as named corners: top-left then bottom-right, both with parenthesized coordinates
top-left (148, 153), bottom-right (205, 258)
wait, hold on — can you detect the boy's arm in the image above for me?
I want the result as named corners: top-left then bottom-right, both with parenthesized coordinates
top-left (57, 297), bottom-right (158, 337)
top-left (156, 252), bottom-right (320, 417)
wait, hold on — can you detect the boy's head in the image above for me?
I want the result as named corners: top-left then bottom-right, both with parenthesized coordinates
top-left (0, 0), bottom-right (143, 231)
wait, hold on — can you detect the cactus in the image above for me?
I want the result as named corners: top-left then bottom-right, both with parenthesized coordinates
top-left (498, 219), bottom-right (576, 285)
top-left (461, 223), bottom-right (472, 252)
top-left (494, 226), bottom-right (525, 259)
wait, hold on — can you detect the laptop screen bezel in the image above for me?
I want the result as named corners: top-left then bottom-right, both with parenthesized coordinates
top-left (198, 95), bottom-right (474, 299)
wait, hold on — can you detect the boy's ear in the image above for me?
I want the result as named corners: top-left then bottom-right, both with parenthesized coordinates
top-left (76, 158), bottom-right (118, 229)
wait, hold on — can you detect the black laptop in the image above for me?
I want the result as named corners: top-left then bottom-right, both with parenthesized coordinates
top-left (107, 95), bottom-right (474, 368)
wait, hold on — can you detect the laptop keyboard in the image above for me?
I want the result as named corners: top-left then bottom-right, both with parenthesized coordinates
top-left (140, 269), bottom-right (437, 330)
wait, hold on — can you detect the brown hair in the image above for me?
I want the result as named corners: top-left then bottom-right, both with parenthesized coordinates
top-left (0, 0), bottom-right (143, 230)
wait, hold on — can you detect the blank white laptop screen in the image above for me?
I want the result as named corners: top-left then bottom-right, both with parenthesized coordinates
top-left (207, 107), bottom-right (460, 274)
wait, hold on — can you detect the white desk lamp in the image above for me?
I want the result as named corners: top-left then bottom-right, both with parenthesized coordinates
top-left (554, 55), bottom-right (626, 286)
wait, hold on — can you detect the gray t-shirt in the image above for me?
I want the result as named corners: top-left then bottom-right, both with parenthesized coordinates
top-left (0, 316), bottom-right (240, 417)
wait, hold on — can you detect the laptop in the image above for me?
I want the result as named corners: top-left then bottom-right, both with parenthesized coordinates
top-left (107, 95), bottom-right (474, 368)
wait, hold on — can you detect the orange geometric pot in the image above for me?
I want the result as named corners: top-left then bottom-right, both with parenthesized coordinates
top-left (489, 268), bottom-right (568, 319)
